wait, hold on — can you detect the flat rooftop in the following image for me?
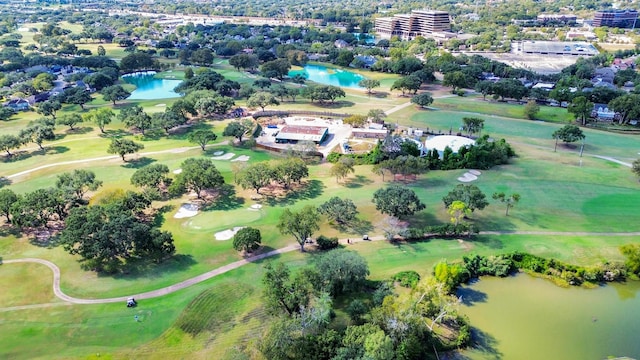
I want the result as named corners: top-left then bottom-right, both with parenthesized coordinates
top-left (518, 41), bottom-right (599, 56)
top-left (279, 125), bottom-right (327, 136)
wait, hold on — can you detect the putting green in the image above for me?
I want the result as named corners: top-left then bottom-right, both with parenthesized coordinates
top-left (180, 207), bottom-right (264, 232)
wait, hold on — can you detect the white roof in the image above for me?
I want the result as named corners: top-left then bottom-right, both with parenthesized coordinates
top-left (424, 135), bottom-right (475, 153)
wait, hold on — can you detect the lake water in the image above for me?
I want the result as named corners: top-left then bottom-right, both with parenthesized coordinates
top-left (457, 274), bottom-right (640, 359)
top-left (288, 64), bottom-right (365, 89)
top-left (121, 72), bottom-right (183, 100)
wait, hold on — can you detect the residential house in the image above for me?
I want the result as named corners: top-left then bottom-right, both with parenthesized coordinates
top-left (592, 103), bottom-right (616, 121)
top-left (334, 39), bottom-right (349, 48)
top-left (4, 98), bottom-right (30, 111)
top-left (353, 55), bottom-right (378, 69)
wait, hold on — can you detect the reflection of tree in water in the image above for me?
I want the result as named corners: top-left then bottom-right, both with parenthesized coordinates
top-left (614, 283), bottom-right (638, 301)
top-left (468, 327), bottom-right (503, 359)
top-left (456, 286), bottom-right (488, 306)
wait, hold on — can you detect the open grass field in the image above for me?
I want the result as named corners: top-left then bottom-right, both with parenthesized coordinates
top-left (2, 42), bottom-right (640, 358)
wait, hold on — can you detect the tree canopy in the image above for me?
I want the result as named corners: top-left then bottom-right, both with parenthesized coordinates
top-left (107, 138), bottom-right (144, 161)
top-left (232, 227), bottom-right (262, 253)
top-left (442, 184), bottom-right (489, 213)
top-left (372, 185), bottom-right (425, 219)
top-left (170, 157), bottom-right (224, 199)
top-left (277, 205), bottom-right (320, 251)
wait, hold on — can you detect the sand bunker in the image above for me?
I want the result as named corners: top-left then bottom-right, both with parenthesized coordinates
top-left (174, 203), bottom-right (199, 218)
top-left (468, 170), bottom-right (481, 176)
top-left (457, 173), bottom-right (478, 182)
top-left (155, 103), bottom-right (166, 107)
top-left (215, 226), bottom-right (245, 241)
top-left (231, 155), bottom-right (250, 162)
top-left (249, 204), bottom-right (263, 211)
top-left (172, 169), bottom-right (182, 174)
top-left (213, 151), bottom-right (224, 156)
top-left (212, 152), bottom-right (235, 160)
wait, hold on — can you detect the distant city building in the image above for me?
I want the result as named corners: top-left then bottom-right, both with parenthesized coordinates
top-left (375, 10), bottom-right (452, 40)
top-left (593, 9), bottom-right (638, 29)
top-left (537, 14), bottom-right (577, 25)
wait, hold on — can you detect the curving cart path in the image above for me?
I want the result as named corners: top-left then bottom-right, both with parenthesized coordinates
top-left (4, 231), bottom-right (640, 311)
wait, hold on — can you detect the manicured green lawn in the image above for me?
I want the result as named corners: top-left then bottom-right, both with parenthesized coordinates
top-left (2, 56), bottom-right (640, 359)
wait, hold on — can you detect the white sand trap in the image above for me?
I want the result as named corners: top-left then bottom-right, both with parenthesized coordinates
top-left (457, 172), bottom-right (478, 182)
top-left (155, 103), bottom-right (166, 107)
top-left (215, 226), bottom-right (245, 241)
top-left (213, 150), bottom-right (224, 156)
top-left (249, 204), bottom-right (263, 211)
top-left (468, 169), bottom-right (481, 176)
top-left (174, 203), bottom-right (199, 218)
top-left (231, 155), bottom-right (250, 162)
top-left (212, 152), bottom-right (235, 160)
top-left (173, 169), bottom-right (182, 174)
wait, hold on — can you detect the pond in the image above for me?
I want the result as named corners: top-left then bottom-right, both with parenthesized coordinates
top-left (457, 274), bottom-right (640, 359)
top-left (121, 71), bottom-right (183, 100)
top-left (288, 64), bottom-right (365, 89)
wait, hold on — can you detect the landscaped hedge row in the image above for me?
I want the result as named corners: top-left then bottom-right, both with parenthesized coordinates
top-left (459, 252), bottom-right (627, 287)
top-left (328, 134), bottom-right (515, 171)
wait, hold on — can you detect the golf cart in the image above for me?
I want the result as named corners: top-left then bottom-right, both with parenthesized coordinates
top-left (126, 297), bottom-right (137, 307)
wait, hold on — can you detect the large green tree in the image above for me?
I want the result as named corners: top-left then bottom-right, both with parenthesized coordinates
top-left (107, 138), bottom-right (144, 161)
top-left (411, 92), bottom-right (433, 108)
top-left (57, 113), bottom-right (83, 130)
top-left (262, 262), bottom-right (314, 316)
top-left (0, 134), bottom-right (22, 156)
top-left (83, 107), bottom-right (114, 133)
top-left (247, 91), bottom-right (279, 111)
top-left (19, 120), bottom-right (55, 150)
top-left (552, 124), bottom-right (585, 151)
top-left (315, 249), bottom-right (369, 295)
top-left (330, 157), bottom-right (355, 183)
top-left (60, 202), bottom-right (174, 272)
top-left (100, 85), bottom-right (131, 105)
top-left (223, 119), bottom-right (254, 143)
top-left (358, 79), bottom-right (380, 95)
top-left (188, 129), bottom-right (217, 151)
top-left (318, 197), bottom-right (358, 225)
top-left (170, 158), bottom-right (224, 199)
top-left (442, 184), bottom-right (489, 213)
top-left (55, 169), bottom-right (102, 202)
top-left (232, 227), bottom-right (262, 253)
top-left (118, 105), bottom-right (152, 135)
top-left (37, 100), bottom-right (61, 119)
top-left (461, 117), bottom-right (485, 136)
top-left (130, 164), bottom-right (171, 191)
top-left (567, 96), bottom-right (593, 125)
top-left (277, 205), bottom-right (320, 252)
top-left (372, 185), bottom-right (425, 218)
top-left (0, 188), bottom-right (18, 223)
top-left (59, 86), bottom-right (92, 109)
top-left (237, 162), bottom-right (273, 194)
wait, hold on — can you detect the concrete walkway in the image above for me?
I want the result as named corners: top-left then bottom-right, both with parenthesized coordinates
top-left (5, 141), bottom-right (229, 180)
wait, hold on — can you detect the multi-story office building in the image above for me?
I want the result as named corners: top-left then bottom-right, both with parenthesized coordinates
top-left (593, 9), bottom-right (638, 28)
top-left (375, 10), bottom-right (451, 39)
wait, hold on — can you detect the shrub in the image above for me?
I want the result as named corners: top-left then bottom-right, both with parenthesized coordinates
top-left (372, 281), bottom-right (394, 306)
top-left (345, 299), bottom-right (367, 324)
top-left (403, 227), bottom-right (425, 241)
top-left (316, 235), bottom-right (339, 250)
top-left (392, 270), bottom-right (421, 288)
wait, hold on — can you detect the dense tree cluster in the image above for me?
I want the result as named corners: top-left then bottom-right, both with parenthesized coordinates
top-left (59, 191), bottom-right (174, 273)
top-left (236, 158), bottom-right (309, 194)
top-left (254, 251), bottom-right (471, 360)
